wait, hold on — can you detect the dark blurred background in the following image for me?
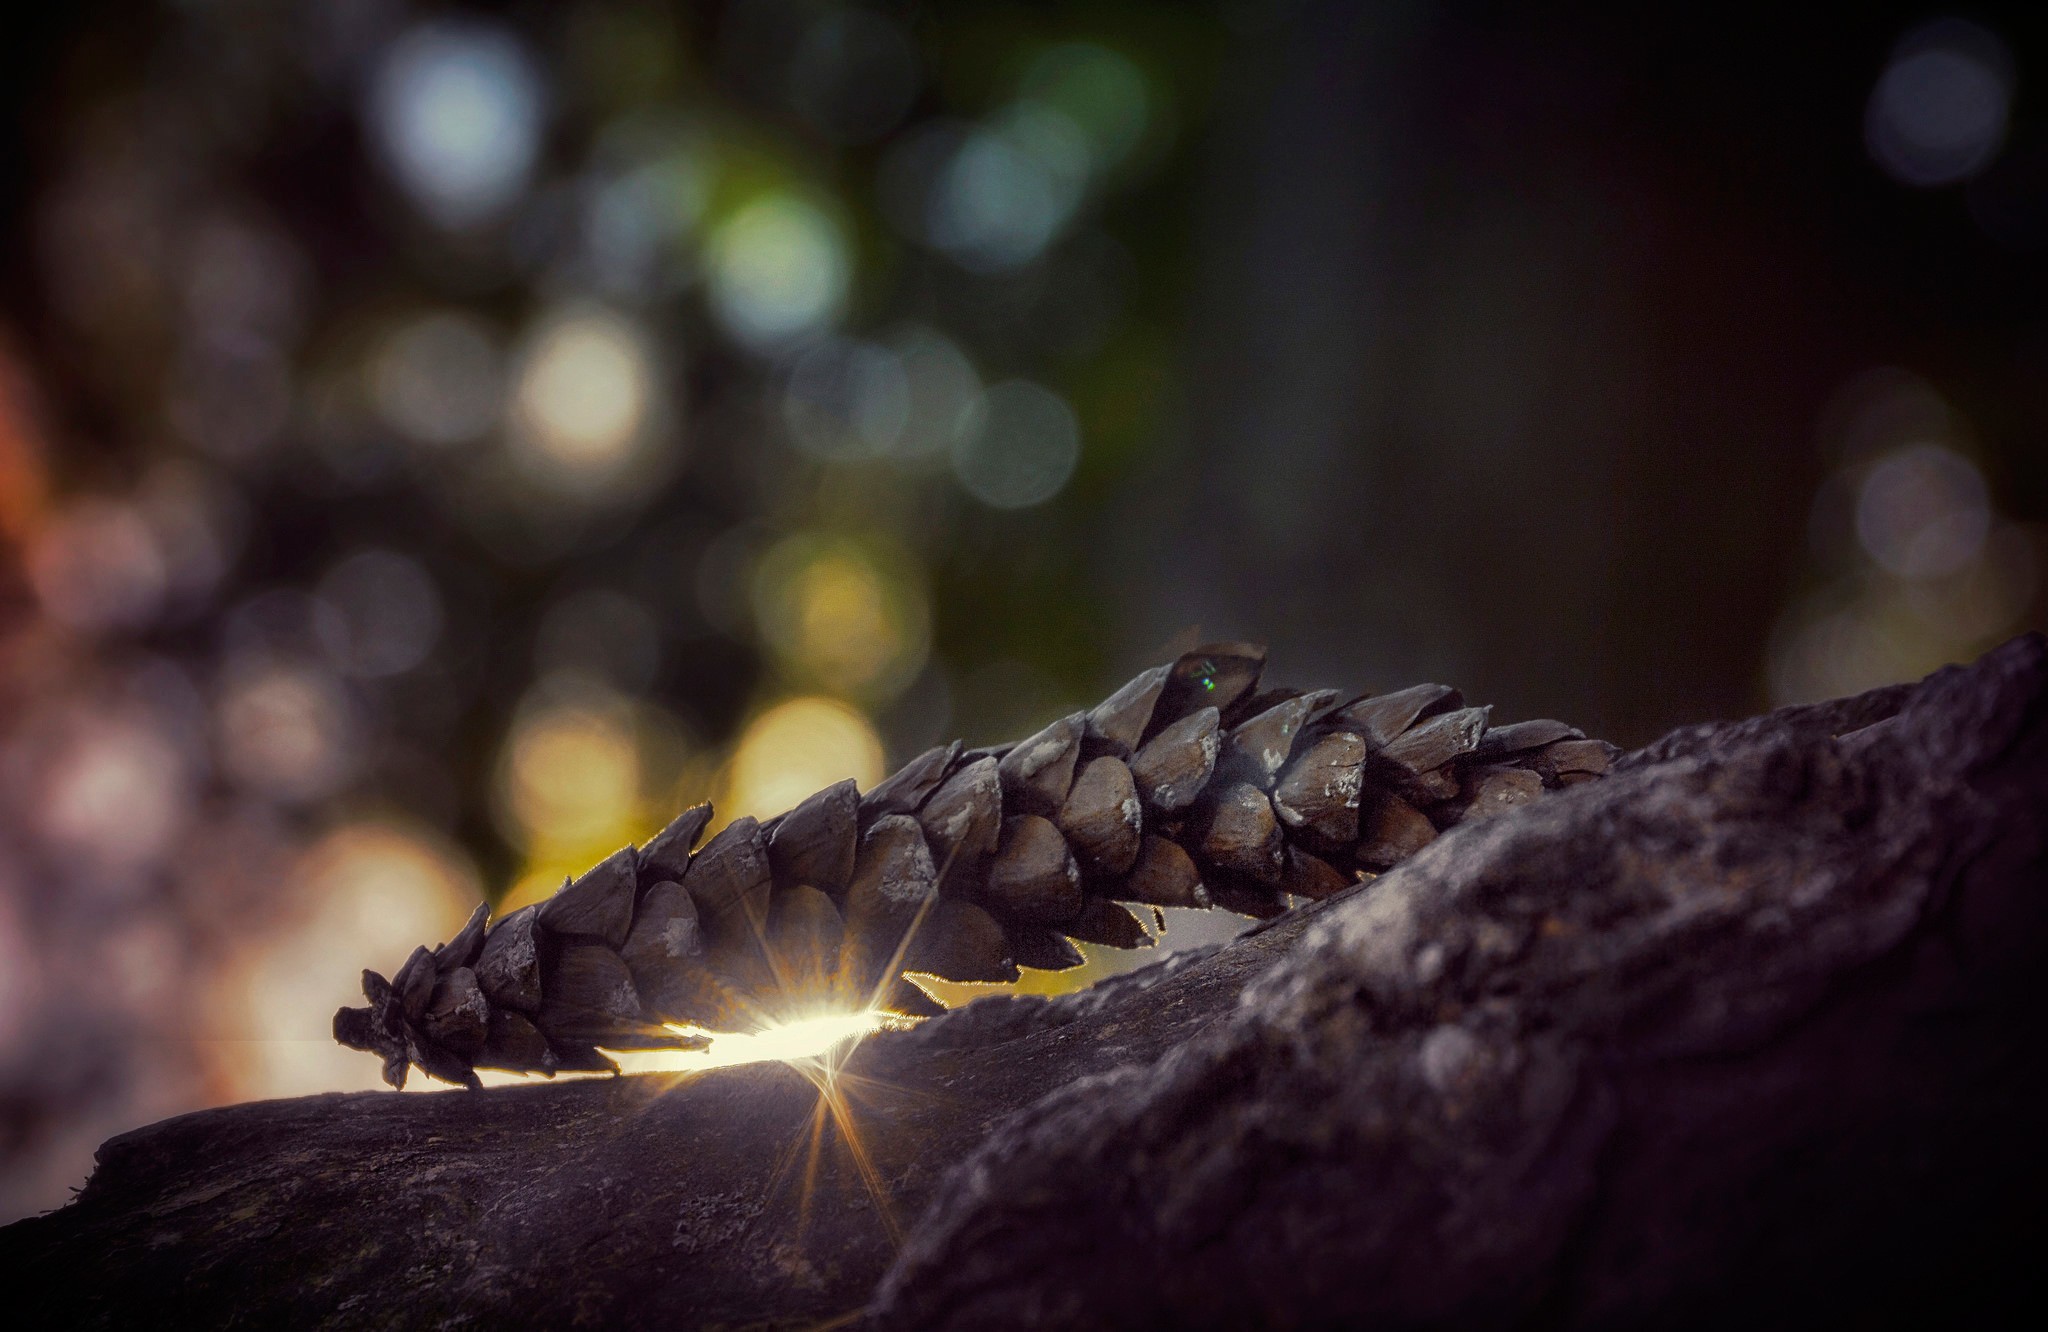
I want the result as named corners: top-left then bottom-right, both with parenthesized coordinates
top-left (0, 0), bottom-right (2040, 1220)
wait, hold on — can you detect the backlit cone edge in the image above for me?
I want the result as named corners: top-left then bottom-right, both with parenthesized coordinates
top-left (336, 643), bottom-right (1617, 1088)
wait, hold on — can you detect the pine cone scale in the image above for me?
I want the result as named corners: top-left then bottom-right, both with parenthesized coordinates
top-left (334, 643), bottom-right (1618, 1086)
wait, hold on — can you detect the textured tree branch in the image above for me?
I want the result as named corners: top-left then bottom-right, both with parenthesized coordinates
top-left (4, 635), bottom-right (2043, 1330)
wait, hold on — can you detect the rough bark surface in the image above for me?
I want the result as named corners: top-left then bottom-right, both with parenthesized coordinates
top-left (5, 636), bottom-right (2044, 1330)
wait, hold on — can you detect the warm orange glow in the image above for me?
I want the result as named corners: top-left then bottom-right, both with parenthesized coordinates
top-left (214, 819), bottom-right (482, 1099)
top-left (751, 533), bottom-right (930, 700)
top-left (503, 698), bottom-right (639, 844)
top-left (607, 1009), bottom-right (904, 1075)
top-left (718, 695), bottom-right (885, 825)
top-left (0, 346), bottom-right (49, 542)
top-left (801, 555), bottom-right (896, 680)
top-left (493, 682), bottom-right (695, 912)
top-left (464, 882), bottom-right (951, 1243)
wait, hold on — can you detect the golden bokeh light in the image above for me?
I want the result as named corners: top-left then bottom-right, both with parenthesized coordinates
top-left (795, 553), bottom-right (894, 684)
top-left (214, 818), bottom-right (481, 1100)
top-left (499, 688), bottom-right (641, 850)
top-left (752, 532), bottom-right (929, 700)
top-left (718, 695), bottom-right (885, 825)
top-left (493, 680), bottom-right (697, 912)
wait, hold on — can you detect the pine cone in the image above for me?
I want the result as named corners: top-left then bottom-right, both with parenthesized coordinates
top-left (335, 644), bottom-right (1618, 1088)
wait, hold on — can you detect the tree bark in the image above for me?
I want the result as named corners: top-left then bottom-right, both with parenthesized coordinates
top-left (5, 635), bottom-right (2044, 1330)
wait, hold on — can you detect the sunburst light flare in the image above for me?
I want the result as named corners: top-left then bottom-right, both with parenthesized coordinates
top-left (605, 1008), bottom-right (909, 1075)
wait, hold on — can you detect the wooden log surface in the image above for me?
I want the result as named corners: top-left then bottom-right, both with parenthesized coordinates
top-left (4, 636), bottom-right (2045, 1331)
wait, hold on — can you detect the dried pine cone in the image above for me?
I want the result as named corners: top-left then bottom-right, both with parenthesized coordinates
top-left (335, 643), bottom-right (1618, 1088)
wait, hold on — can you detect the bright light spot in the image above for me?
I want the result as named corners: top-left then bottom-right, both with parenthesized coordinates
top-left (216, 658), bottom-right (355, 803)
top-left (610, 1009), bottom-right (900, 1074)
top-left (952, 379), bottom-right (1081, 508)
top-left (37, 715), bottom-right (189, 871)
top-left (316, 549), bottom-right (444, 678)
top-left (912, 906), bottom-right (1234, 1009)
top-left (492, 683), bottom-right (683, 905)
top-left (752, 534), bottom-right (930, 698)
top-left (706, 192), bottom-right (852, 349)
top-left (499, 685), bottom-right (641, 849)
top-left (721, 696), bottom-right (885, 824)
top-left (1867, 21), bottom-right (2013, 188)
top-left (368, 20), bottom-right (544, 228)
top-left (510, 308), bottom-right (658, 489)
top-left (794, 557), bottom-right (893, 680)
top-left (303, 822), bottom-right (481, 964)
top-left (216, 819), bottom-right (480, 1099)
top-left (28, 498), bottom-right (168, 633)
top-left (1855, 444), bottom-right (1991, 579)
top-left (928, 103), bottom-right (1091, 271)
top-left (371, 311), bottom-right (503, 446)
top-left (1021, 42), bottom-right (1153, 171)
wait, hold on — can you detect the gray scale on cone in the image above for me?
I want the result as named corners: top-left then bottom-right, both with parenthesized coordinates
top-left (335, 643), bottom-right (1619, 1088)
